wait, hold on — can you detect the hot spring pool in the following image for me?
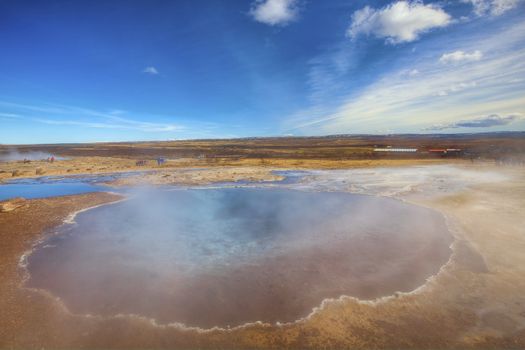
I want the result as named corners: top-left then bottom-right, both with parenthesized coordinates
top-left (25, 187), bottom-right (453, 328)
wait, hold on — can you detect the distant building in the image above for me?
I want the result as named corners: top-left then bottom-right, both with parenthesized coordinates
top-left (429, 148), bottom-right (462, 154)
top-left (374, 148), bottom-right (417, 153)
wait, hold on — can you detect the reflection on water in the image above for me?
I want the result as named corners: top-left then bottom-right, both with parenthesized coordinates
top-left (0, 173), bottom-right (136, 200)
top-left (26, 188), bottom-right (453, 328)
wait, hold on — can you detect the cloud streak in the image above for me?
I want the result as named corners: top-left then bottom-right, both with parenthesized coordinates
top-left (34, 117), bottom-right (182, 132)
top-left (0, 102), bottom-right (183, 133)
top-left (440, 50), bottom-right (483, 63)
top-left (0, 112), bottom-right (21, 119)
top-left (425, 113), bottom-right (522, 130)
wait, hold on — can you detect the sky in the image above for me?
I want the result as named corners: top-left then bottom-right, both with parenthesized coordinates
top-left (0, 0), bottom-right (524, 143)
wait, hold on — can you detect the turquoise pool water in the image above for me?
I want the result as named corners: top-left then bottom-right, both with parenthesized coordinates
top-left (26, 187), bottom-right (453, 328)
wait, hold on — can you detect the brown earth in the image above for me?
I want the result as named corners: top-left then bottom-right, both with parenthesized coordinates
top-left (2, 133), bottom-right (525, 183)
top-left (2, 133), bottom-right (524, 161)
top-left (0, 154), bottom-right (461, 183)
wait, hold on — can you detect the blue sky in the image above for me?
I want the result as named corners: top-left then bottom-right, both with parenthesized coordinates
top-left (0, 0), bottom-right (524, 143)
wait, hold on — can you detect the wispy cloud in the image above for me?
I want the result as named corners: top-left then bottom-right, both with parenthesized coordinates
top-left (440, 50), bottom-right (483, 63)
top-left (0, 112), bottom-right (21, 119)
top-left (250, 0), bottom-right (298, 26)
top-left (462, 0), bottom-right (524, 17)
top-left (347, 1), bottom-right (452, 44)
top-left (143, 66), bottom-right (159, 75)
top-left (34, 117), bottom-right (181, 132)
top-left (425, 113), bottom-right (522, 130)
top-left (0, 102), bottom-right (183, 132)
top-left (436, 81), bottom-right (478, 96)
top-left (285, 18), bottom-right (525, 134)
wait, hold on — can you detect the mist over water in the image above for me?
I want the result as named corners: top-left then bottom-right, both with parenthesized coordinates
top-left (0, 149), bottom-right (56, 162)
top-left (26, 187), bottom-right (453, 328)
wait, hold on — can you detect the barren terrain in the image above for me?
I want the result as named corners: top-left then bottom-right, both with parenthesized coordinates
top-left (2, 133), bottom-right (524, 183)
top-left (1, 162), bottom-right (524, 349)
top-left (1, 135), bottom-right (524, 348)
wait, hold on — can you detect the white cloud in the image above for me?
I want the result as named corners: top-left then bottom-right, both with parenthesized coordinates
top-left (250, 0), bottom-right (298, 26)
top-left (462, 0), bottom-right (523, 16)
top-left (439, 50), bottom-right (483, 63)
top-left (347, 1), bottom-right (452, 44)
top-left (143, 66), bottom-right (159, 75)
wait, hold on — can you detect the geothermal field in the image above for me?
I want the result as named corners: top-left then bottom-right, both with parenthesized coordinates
top-left (1, 135), bottom-right (524, 349)
top-left (2, 0), bottom-right (525, 347)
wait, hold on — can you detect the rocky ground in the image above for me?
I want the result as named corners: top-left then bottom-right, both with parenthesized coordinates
top-left (0, 164), bottom-right (524, 349)
top-left (105, 166), bottom-right (283, 186)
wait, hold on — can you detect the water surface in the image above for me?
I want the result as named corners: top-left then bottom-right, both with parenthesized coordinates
top-left (0, 182), bottom-right (107, 201)
top-left (0, 173), bottom-right (135, 200)
top-left (26, 188), bottom-right (453, 328)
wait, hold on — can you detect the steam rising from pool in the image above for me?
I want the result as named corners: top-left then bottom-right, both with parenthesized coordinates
top-left (26, 188), bottom-right (453, 328)
top-left (0, 148), bottom-right (59, 162)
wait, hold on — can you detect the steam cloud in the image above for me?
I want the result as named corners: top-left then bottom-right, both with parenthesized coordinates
top-left (0, 148), bottom-right (56, 162)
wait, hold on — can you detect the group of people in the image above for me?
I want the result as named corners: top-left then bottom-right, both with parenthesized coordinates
top-left (21, 155), bottom-right (55, 163)
top-left (135, 157), bottom-right (166, 167)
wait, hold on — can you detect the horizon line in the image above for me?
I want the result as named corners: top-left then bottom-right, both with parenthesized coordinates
top-left (1, 130), bottom-right (524, 146)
